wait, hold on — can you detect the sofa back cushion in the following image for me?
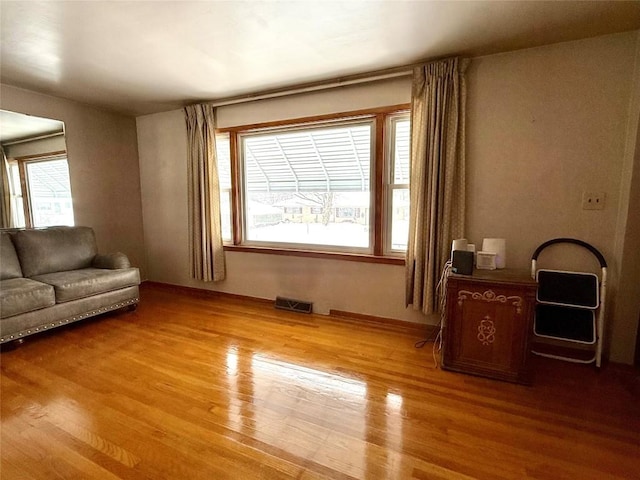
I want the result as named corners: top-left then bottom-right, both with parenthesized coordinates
top-left (0, 232), bottom-right (23, 280)
top-left (11, 226), bottom-right (98, 278)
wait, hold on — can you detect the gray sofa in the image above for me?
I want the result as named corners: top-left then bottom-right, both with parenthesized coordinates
top-left (0, 226), bottom-right (140, 344)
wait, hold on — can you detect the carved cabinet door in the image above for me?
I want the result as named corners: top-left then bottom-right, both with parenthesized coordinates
top-left (443, 273), bottom-right (537, 384)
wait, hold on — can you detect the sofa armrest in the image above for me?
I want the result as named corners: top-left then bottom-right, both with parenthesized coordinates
top-left (92, 252), bottom-right (131, 269)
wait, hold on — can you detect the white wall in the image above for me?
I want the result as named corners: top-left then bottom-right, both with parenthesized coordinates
top-left (466, 33), bottom-right (636, 271)
top-left (137, 32), bottom-right (640, 362)
top-left (465, 31), bottom-right (640, 363)
top-left (1, 84), bottom-right (147, 277)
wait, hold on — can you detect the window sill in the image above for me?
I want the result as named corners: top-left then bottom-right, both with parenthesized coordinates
top-left (223, 244), bottom-right (406, 265)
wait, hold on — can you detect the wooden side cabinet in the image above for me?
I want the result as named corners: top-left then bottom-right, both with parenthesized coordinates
top-left (443, 269), bottom-right (537, 384)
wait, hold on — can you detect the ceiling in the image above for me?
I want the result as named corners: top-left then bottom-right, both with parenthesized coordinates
top-left (1, 1), bottom-right (640, 117)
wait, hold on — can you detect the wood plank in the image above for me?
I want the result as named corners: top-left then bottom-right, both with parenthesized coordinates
top-left (1, 282), bottom-right (639, 479)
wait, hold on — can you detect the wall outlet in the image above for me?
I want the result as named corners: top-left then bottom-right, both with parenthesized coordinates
top-left (582, 191), bottom-right (605, 210)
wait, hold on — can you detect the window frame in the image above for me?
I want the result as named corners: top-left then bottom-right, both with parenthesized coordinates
top-left (217, 104), bottom-right (410, 265)
top-left (237, 116), bottom-right (376, 255)
top-left (11, 151), bottom-right (73, 229)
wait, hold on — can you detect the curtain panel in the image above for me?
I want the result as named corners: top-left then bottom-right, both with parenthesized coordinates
top-left (405, 57), bottom-right (469, 314)
top-left (184, 104), bottom-right (226, 282)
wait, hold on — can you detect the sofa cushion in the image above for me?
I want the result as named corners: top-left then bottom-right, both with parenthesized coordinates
top-left (0, 232), bottom-right (23, 280)
top-left (0, 278), bottom-right (56, 318)
top-left (11, 226), bottom-right (98, 277)
top-left (31, 268), bottom-right (141, 303)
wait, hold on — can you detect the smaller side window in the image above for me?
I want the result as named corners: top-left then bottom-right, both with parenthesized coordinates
top-left (385, 113), bottom-right (410, 255)
top-left (215, 133), bottom-right (232, 243)
top-left (7, 161), bottom-right (26, 228)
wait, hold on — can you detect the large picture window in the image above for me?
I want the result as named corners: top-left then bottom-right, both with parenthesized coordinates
top-left (240, 119), bottom-right (374, 251)
top-left (218, 106), bottom-right (410, 261)
top-left (10, 155), bottom-right (74, 228)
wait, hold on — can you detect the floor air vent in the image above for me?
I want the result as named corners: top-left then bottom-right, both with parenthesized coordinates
top-left (275, 296), bottom-right (313, 314)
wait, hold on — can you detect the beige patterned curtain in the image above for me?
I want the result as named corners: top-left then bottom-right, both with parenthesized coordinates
top-left (1, 146), bottom-right (13, 229)
top-left (406, 57), bottom-right (469, 314)
top-left (184, 104), bottom-right (226, 282)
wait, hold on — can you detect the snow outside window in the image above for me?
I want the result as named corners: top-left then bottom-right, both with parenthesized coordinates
top-left (239, 120), bottom-right (374, 252)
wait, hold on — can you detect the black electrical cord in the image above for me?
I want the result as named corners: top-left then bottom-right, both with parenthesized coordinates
top-left (414, 327), bottom-right (439, 349)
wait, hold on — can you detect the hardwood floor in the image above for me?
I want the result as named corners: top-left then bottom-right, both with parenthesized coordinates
top-left (1, 282), bottom-right (638, 480)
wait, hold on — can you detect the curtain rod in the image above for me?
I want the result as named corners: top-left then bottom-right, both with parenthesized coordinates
top-left (203, 65), bottom-right (415, 108)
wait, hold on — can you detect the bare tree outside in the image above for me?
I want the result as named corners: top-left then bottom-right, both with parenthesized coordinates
top-left (295, 192), bottom-right (334, 225)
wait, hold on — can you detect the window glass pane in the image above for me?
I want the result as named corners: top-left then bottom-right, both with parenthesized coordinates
top-left (393, 119), bottom-right (410, 184)
top-left (242, 122), bottom-right (372, 249)
top-left (391, 188), bottom-right (409, 251)
top-left (215, 133), bottom-right (232, 242)
top-left (245, 191), bottom-right (370, 248)
top-left (26, 158), bottom-right (74, 227)
top-left (9, 163), bottom-right (25, 228)
top-left (386, 113), bottom-right (410, 254)
top-left (216, 134), bottom-right (231, 190)
top-left (220, 190), bottom-right (232, 242)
